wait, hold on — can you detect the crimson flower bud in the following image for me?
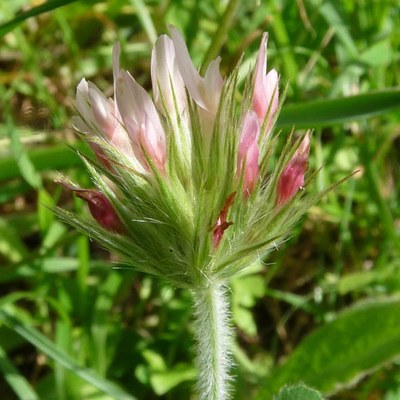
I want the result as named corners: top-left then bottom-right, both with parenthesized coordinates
top-left (212, 192), bottom-right (236, 249)
top-left (276, 134), bottom-right (310, 207)
top-left (57, 180), bottom-right (124, 233)
top-left (75, 190), bottom-right (124, 233)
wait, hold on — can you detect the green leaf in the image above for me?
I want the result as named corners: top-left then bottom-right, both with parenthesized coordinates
top-left (232, 274), bottom-right (265, 336)
top-left (150, 364), bottom-right (196, 396)
top-left (0, 218), bottom-right (28, 263)
top-left (360, 40), bottom-right (393, 67)
top-left (0, 344), bottom-right (40, 400)
top-left (7, 121), bottom-right (42, 189)
top-left (0, 308), bottom-right (137, 400)
top-left (275, 383), bottom-right (324, 400)
top-left (0, 143), bottom-right (86, 181)
top-left (255, 297), bottom-right (400, 399)
top-left (0, 0), bottom-right (79, 37)
top-left (313, 0), bottom-right (358, 58)
top-left (276, 89), bottom-right (400, 129)
top-left (129, 0), bottom-right (157, 44)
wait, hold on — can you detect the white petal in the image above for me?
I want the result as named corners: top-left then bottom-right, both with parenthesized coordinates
top-left (169, 26), bottom-right (205, 108)
top-left (87, 82), bottom-right (115, 134)
top-left (72, 115), bottom-right (90, 133)
top-left (238, 111), bottom-right (260, 158)
top-left (112, 43), bottom-right (120, 117)
top-left (151, 35), bottom-right (186, 115)
top-left (203, 57), bottom-right (223, 113)
top-left (264, 68), bottom-right (279, 116)
top-left (76, 79), bottom-right (92, 122)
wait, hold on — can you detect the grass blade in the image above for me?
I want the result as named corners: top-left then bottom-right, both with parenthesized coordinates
top-left (0, 0), bottom-right (79, 37)
top-left (277, 89), bottom-right (400, 129)
top-left (129, 0), bottom-right (157, 44)
top-left (0, 143), bottom-right (87, 181)
top-left (0, 344), bottom-right (40, 400)
top-left (0, 308), bottom-right (137, 400)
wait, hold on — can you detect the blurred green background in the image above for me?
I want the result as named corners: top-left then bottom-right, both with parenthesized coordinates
top-left (0, 0), bottom-right (400, 399)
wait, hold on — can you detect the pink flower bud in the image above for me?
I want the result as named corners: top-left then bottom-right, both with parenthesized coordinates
top-left (237, 111), bottom-right (261, 195)
top-left (276, 134), bottom-right (310, 207)
top-left (252, 33), bottom-right (279, 132)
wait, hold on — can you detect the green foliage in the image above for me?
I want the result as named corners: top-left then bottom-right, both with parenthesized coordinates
top-left (0, 1), bottom-right (80, 37)
top-left (1, 0), bottom-right (400, 399)
top-left (277, 89), bottom-right (400, 129)
top-left (275, 383), bottom-right (323, 400)
top-left (256, 298), bottom-right (400, 399)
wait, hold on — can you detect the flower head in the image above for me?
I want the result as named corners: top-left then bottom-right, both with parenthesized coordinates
top-left (56, 29), bottom-right (318, 287)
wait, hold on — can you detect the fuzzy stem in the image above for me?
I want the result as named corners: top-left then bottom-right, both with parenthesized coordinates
top-left (192, 281), bottom-right (232, 400)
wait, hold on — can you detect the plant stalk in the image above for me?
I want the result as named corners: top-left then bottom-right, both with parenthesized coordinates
top-left (192, 281), bottom-right (232, 400)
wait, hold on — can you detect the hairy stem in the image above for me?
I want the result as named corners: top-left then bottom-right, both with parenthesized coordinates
top-left (192, 282), bottom-right (232, 400)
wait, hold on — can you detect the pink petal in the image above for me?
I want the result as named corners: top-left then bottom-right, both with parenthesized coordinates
top-left (252, 33), bottom-right (268, 122)
top-left (87, 82), bottom-right (116, 134)
top-left (237, 111), bottom-right (261, 195)
top-left (116, 70), bottom-right (166, 172)
top-left (252, 33), bottom-right (280, 130)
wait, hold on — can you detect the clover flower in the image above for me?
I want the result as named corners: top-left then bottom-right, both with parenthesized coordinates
top-left (56, 28), bottom-right (322, 400)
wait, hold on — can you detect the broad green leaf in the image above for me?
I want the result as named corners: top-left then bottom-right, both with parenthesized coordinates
top-left (7, 119), bottom-right (42, 189)
top-left (336, 270), bottom-right (381, 295)
top-left (150, 364), bottom-right (196, 396)
top-left (276, 89), bottom-right (400, 129)
top-left (0, 218), bottom-right (28, 263)
top-left (232, 274), bottom-right (265, 336)
top-left (275, 383), bottom-right (323, 400)
top-left (0, 308), bottom-right (137, 400)
top-left (0, 257), bottom-right (110, 284)
top-left (255, 297), bottom-right (400, 399)
top-left (0, 0), bottom-right (78, 37)
top-left (38, 189), bottom-right (56, 234)
top-left (40, 221), bottom-right (68, 253)
top-left (360, 40), bottom-right (393, 67)
top-left (0, 344), bottom-right (40, 400)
